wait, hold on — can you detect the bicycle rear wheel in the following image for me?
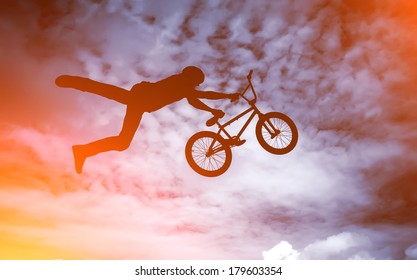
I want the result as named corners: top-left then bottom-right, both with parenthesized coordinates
top-left (256, 112), bottom-right (298, 154)
top-left (185, 131), bottom-right (232, 177)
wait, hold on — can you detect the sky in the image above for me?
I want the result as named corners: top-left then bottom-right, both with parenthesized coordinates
top-left (0, 0), bottom-right (416, 259)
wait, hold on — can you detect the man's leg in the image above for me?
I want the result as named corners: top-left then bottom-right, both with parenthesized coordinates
top-left (73, 105), bottom-right (143, 173)
top-left (56, 75), bottom-right (130, 104)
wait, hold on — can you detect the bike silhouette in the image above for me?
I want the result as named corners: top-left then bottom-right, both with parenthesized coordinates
top-left (185, 70), bottom-right (298, 177)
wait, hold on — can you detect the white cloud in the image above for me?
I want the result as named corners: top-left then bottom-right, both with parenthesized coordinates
top-left (264, 232), bottom-right (376, 260)
top-left (300, 232), bottom-right (373, 260)
top-left (262, 241), bottom-right (300, 260)
top-left (405, 243), bottom-right (417, 260)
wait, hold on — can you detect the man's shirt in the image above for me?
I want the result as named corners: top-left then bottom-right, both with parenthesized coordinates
top-left (130, 74), bottom-right (196, 112)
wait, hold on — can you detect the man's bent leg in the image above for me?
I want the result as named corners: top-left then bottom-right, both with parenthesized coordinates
top-left (73, 106), bottom-right (143, 173)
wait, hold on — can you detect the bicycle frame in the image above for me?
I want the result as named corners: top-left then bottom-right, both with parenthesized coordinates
top-left (187, 69), bottom-right (299, 176)
top-left (212, 70), bottom-right (265, 147)
top-left (215, 106), bottom-right (260, 143)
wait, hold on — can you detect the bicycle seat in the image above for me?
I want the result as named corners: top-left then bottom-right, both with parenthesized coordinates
top-left (206, 111), bottom-right (225, 127)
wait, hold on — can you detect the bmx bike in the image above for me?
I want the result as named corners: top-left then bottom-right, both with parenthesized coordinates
top-left (185, 70), bottom-right (298, 177)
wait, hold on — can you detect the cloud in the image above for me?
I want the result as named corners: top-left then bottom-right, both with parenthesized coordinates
top-left (1, 0), bottom-right (417, 259)
top-left (263, 232), bottom-right (375, 260)
top-left (300, 232), bottom-right (374, 260)
top-left (262, 241), bottom-right (300, 260)
top-left (405, 243), bottom-right (417, 260)
top-left (264, 224), bottom-right (417, 260)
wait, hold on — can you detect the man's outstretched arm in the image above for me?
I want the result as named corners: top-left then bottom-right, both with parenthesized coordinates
top-left (55, 75), bottom-right (130, 104)
top-left (187, 97), bottom-right (224, 116)
top-left (194, 90), bottom-right (240, 102)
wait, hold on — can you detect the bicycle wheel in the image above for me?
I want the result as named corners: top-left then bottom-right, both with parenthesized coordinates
top-left (256, 112), bottom-right (298, 155)
top-left (185, 131), bottom-right (232, 177)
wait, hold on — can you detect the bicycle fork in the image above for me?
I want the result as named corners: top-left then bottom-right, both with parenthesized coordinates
top-left (261, 115), bottom-right (281, 139)
top-left (264, 121), bottom-right (281, 138)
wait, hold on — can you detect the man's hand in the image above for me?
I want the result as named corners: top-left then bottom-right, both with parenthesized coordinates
top-left (229, 93), bottom-right (240, 102)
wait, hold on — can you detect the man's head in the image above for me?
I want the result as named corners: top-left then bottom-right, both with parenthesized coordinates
top-left (182, 66), bottom-right (205, 86)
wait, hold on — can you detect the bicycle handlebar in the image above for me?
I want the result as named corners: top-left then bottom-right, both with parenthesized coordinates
top-left (206, 70), bottom-right (255, 126)
top-left (247, 69), bottom-right (253, 80)
top-left (239, 69), bottom-right (257, 103)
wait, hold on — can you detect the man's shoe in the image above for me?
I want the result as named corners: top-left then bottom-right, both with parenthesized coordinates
top-left (55, 75), bottom-right (75, 88)
top-left (72, 145), bottom-right (86, 174)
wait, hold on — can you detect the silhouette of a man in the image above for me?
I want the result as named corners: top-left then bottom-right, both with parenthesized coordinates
top-left (56, 66), bottom-right (239, 173)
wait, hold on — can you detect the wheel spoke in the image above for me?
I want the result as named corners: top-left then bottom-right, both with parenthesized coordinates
top-left (261, 117), bottom-right (293, 149)
top-left (191, 136), bottom-right (227, 171)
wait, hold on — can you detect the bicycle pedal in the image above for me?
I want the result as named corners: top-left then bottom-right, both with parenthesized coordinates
top-left (234, 139), bottom-right (246, 146)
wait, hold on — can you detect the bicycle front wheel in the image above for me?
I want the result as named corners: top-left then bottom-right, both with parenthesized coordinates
top-left (256, 112), bottom-right (298, 154)
top-left (185, 131), bottom-right (232, 177)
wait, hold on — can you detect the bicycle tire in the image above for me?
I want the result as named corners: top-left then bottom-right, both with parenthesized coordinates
top-left (256, 112), bottom-right (298, 154)
top-left (185, 131), bottom-right (232, 177)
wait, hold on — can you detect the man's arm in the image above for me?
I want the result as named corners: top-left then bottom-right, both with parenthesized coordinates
top-left (194, 90), bottom-right (240, 102)
top-left (187, 97), bottom-right (224, 116)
